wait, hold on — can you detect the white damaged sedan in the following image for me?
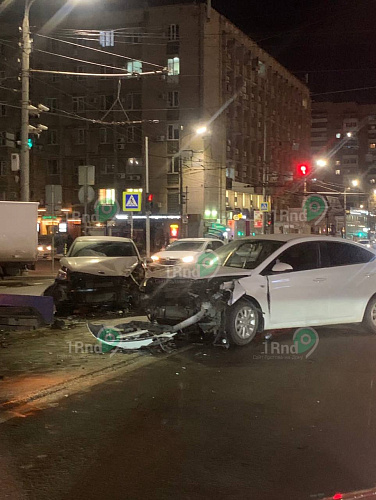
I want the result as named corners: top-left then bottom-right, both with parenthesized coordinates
top-left (144, 235), bottom-right (376, 345)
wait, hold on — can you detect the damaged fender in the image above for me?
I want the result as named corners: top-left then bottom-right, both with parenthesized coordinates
top-left (221, 279), bottom-right (247, 306)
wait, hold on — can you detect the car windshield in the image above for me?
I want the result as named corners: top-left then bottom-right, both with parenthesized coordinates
top-left (212, 239), bottom-right (286, 269)
top-left (68, 241), bottom-right (137, 257)
top-left (166, 241), bottom-right (205, 252)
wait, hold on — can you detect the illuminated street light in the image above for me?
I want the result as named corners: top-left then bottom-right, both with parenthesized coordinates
top-left (346, 132), bottom-right (353, 138)
top-left (373, 189), bottom-right (376, 196)
top-left (196, 126), bottom-right (208, 135)
top-left (316, 158), bottom-right (328, 168)
top-left (351, 179), bottom-right (359, 187)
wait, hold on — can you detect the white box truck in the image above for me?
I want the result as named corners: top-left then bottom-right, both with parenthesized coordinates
top-left (0, 201), bottom-right (38, 276)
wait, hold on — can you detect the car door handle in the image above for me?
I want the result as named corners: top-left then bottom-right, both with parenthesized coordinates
top-left (313, 278), bottom-right (327, 283)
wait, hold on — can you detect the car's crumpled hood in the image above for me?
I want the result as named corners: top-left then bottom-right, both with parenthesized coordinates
top-left (146, 263), bottom-right (252, 281)
top-left (61, 256), bottom-right (139, 277)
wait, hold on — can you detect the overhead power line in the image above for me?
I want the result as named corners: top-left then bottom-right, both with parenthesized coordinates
top-left (35, 48), bottom-right (132, 73)
top-left (35, 33), bottom-right (166, 70)
top-left (30, 69), bottom-right (166, 77)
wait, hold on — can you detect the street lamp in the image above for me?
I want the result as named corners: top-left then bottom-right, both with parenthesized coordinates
top-left (315, 158), bottom-right (328, 168)
top-left (351, 179), bottom-right (359, 187)
top-left (195, 125), bottom-right (208, 136)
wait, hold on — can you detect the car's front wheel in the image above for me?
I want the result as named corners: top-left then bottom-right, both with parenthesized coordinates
top-left (362, 295), bottom-right (376, 334)
top-left (225, 299), bottom-right (259, 346)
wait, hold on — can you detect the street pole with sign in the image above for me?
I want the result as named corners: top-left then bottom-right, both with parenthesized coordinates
top-left (145, 136), bottom-right (150, 258)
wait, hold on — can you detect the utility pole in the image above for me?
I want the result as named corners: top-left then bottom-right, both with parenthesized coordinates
top-left (20, 0), bottom-right (35, 202)
top-left (344, 189), bottom-right (347, 238)
top-left (262, 119), bottom-right (267, 234)
top-left (145, 136), bottom-right (150, 258)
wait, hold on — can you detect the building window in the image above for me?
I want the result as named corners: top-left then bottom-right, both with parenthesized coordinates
top-left (48, 159), bottom-right (60, 175)
top-left (0, 104), bottom-right (6, 117)
top-left (0, 71), bottom-right (5, 81)
top-left (126, 93), bottom-right (141, 110)
top-left (335, 160), bottom-right (341, 165)
top-left (336, 133), bottom-right (341, 139)
top-left (76, 128), bottom-right (86, 145)
top-left (370, 143), bottom-right (376, 149)
top-left (170, 156), bottom-right (180, 173)
top-left (47, 38), bottom-right (59, 51)
top-left (100, 95), bottom-right (113, 110)
top-left (130, 30), bottom-right (140, 44)
top-left (99, 30), bottom-right (114, 47)
top-left (335, 169), bottom-right (341, 175)
top-left (46, 98), bottom-right (57, 112)
top-left (168, 24), bottom-right (180, 41)
top-left (75, 66), bottom-right (84, 81)
top-left (100, 67), bottom-right (111, 80)
top-left (99, 128), bottom-right (111, 144)
top-left (0, 160), bottom-right (7, 176)
top-left (99, 159), bottom-right (115, 175)
top-left (167, 57), bottom-right (180, 76)
top-left (127, 127), bottom-right (135, 143)
top-left (126, 60), bottom-right (142, 73)
top-left (167, 124), bottom-right (180, 140)
top-left (48, 129), bottom-right (58, 145)
top-left (72, 97), bottom-right (85, 112)
top-left (0, 131), bottom-right (6, 146)
top-left (98, 188), bottom-right (116, 203)
top-left (167, 189), bottom-right (179, 213)
top-left (168, 91), bottom-right (179, 108)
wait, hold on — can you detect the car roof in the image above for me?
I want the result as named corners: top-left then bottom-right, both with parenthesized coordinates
top-left (73, 236), bottom-right (134, 243)
top-left (236, 234), bottom-right (363, 244)
top-left (173, 238), bottom-right (219, 242)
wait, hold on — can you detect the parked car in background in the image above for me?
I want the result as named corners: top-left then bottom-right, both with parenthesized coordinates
top-left (38, 236), bottom-right (52, 259)
top-left (357, 239), bottom-right (372, 248)
top-left (44, 236), bottom-right (145, 315)
top-left (143, 235), bottom-right (376, 346)
top-left (149, 238), bottom-right (224, 269)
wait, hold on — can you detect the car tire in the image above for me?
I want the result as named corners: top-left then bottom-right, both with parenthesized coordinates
top-left (362, 295), bottom-right (376, 334)
top-left (225, 298), bottom-right (259, 346)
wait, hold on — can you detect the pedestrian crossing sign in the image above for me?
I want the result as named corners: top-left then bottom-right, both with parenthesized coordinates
top-left (123, 191), bottom-right (142, 212)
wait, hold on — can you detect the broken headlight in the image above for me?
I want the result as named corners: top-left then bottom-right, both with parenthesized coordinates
top-left (57, 266), bottom-right (68, 280)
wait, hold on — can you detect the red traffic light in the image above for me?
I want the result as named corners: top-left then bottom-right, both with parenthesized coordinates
top-left (147, 193), bottom-right (154, 202)
top-left (297, 163), bottom-right (310, 177)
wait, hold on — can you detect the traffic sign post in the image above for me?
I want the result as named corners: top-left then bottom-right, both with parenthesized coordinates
top-left (260, 202), bottom-right (270, 212)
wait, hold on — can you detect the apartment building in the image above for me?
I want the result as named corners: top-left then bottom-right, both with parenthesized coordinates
top-left (311, 101), bottom-right (376, 206)
top-left (0, 1), bottom-right (311, 237)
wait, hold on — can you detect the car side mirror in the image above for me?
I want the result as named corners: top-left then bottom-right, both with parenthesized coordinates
top-left (271, 262), bottom-right (293, 273)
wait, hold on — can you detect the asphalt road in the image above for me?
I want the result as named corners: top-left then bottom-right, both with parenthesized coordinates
top-left (2, 325), bottom-right (376, 500)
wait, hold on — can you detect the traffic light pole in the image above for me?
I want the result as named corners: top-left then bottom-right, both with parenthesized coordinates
top-left (145, 136), bottom-right (150, 258)
top-left (20, 0), bottom-right (34, 202)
